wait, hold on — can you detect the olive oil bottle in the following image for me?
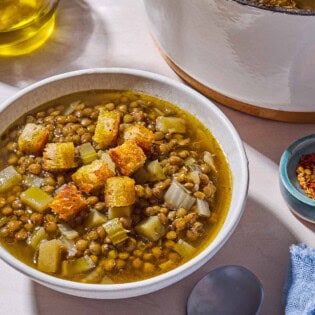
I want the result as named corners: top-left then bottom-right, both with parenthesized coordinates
top-left (0, 0), bottom-right (59, 56)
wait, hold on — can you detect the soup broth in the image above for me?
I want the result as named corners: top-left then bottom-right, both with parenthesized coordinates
top-left (0, 90), bottom-right (232, 284)
top-left (250, 0), bottom-right (315, 9)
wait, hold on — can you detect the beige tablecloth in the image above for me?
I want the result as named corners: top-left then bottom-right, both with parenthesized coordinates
top-left (0, 1), bottom-right (314, 314)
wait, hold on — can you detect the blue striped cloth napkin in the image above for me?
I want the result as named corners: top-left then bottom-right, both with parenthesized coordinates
top-left (284, 243), bottom-right (315, 315)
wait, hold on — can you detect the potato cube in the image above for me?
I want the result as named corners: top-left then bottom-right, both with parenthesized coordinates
top-left (43, 142), bottom-right (77, 171)
top-left (20, 187), bottom-right (53, 213)
top-left (109, 141), bottom-right (146, 176)
top-left (18, 123), bottom-right (49, 154)
top-left (123, 124), bottom-right (154, 153)
top-left (72, 160), bottom-right (115, 193)
top-left (93, 109), bottom-right (120, 148)
top-left (50, 184), bottom-right (87, 221)
top-left (105, 176), bottom-right (135, 207)
top-left (38, 239), bottom-right (61, 273)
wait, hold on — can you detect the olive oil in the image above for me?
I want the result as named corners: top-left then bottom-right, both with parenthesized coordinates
top-left (0, 0), bottom-right (59, 56)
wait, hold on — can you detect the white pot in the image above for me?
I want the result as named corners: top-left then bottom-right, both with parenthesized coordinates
top-left (0, 68), bottom-right (248, 299)
top-left (143, 0), bottom-right (315, 121)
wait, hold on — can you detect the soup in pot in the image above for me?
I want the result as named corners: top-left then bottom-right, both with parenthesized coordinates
top-left (250, 0), bottom-right (315, 10)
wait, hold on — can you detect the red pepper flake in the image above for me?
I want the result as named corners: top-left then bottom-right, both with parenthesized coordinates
top-left (296, 153), bottom-right (315, 200)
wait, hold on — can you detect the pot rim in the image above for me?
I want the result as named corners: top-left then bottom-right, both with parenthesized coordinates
top-left (233, 0), bottom-right (315, 16)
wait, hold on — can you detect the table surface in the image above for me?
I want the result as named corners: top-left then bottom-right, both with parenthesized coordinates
top-left (0, 1), bottom-right (314, 314)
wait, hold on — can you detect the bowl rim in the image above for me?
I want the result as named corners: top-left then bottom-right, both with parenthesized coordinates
top-left (279, 133), bottom-right (315, 207)
top-left (233, 0), bottom-right (315, 16)
top-left (0, 68), bottom-right (249, 296)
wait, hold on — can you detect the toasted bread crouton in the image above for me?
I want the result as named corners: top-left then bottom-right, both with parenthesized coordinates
top-left (18, 123), bottom-right (49, 155)
top-left (50, 184), bottom-right (87, 221)
top-left (72, 160), bottom-right (115, 193)
top-left (105, 176), bottom-right (135, 207)
top-left (93, 109), bottom-right (120, 149)
top-left (43, 142), bottom-right (77, 171)
top-left (109, 141), bottom-right (146, 176)
top-left (123, 124), bottom-right (154, 153)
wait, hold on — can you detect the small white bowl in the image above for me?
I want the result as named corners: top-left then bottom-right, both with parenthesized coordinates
top-left (0, 68), bottom-right (249, 299)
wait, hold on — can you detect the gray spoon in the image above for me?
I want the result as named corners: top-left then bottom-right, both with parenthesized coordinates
top-left (187, 265), bottom-right (264, 315)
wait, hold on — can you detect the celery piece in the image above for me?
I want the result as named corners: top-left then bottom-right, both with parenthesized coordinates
top-left (82, 265), bottom-right (105, 283)
top-left (63, 101), bottom-right (82, 115)
top-left (135, 216), bottom-right (165, 241)
top-left (0, 166), bottom-right (22, 193)
top-left (147, 160), bottom-right (166, 181)
top-left (61, 261), bottom-right (71, 277)
top-left (84, 210), bottom-right (107, 228)
top-left (57, 223), bottom-right (79, 240)
top-left (38, 240), bottom-right (61, 273)
top-left (184, 158), bottom-right (196, 167)
top-left (28, 227), bottom-right (48, 249)
top-left (103, 218), bottom-right (128, 245)
top-left (190, 171), bottom-right (200, 191)
top-left (79, 143), bottom-right (98, 165)
top-left (61, 256), bottom-right (95, 277)
top-left (108, 206), bottom-right (131, 219)
top-left (164, 180), bottom-right (196, 210)
top-left (174, 239), bottom-right (195, 257)
top-left (72, 256), bottom-right (95, 274)
top-left (196, 199), bottom-right (211, 217)
top-left (204, 151), bottom-right (217, 172)
top-left (24, 174), bottom-right (44, 188)
top-left (100, 275), bottom-right (114, 284)
top-left (20, 187), bottom-right (53, 212)
top-left (159, 260), bottom-right (175, 271)
top-left (59, 236), bottom-right (77, 257)
top-left (133, 167), bottom-right (150, 184)
top-left (100, 152), bottom-right (116, 173)
top-left (156, 116), bottom-right (186, 134)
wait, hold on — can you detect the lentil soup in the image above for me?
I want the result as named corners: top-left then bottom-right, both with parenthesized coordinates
top-left (0, 90), bottom-right (232, 284)
top-left (248, 0), bottom-right (315, 10)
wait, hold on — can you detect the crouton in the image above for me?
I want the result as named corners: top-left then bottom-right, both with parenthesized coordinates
top-left (105, 176), bottom-right (135, 207)
top-left (109, 141), bottom-right (146, 176)
top-left (123, 124), bottom-right (154, 153)
top-left (50, 184), bottom-right (87, 221)
top-left (72, 160), bottom-right (115, 193)
top-left (93, 109), bottom-right (120, 149)
top-left (18, 123), bottom-right (49, 155)
top-left (43, 142), bottom-right (77, 171)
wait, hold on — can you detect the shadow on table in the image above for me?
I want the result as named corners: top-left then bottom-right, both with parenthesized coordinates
top-left (217, 104), bottom-right (315, 166)
top-left (30, 197), bottom-right (294, 315)
top-left (217, 103), bottom-right (315, 233)
top-left (0, 0), bottom-right (96, 88)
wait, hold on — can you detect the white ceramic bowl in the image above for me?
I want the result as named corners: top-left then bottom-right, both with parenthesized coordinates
top-left (143, 0), bottom-right (315, 121)
top-left (0, 68), bottom-right (248, 299)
